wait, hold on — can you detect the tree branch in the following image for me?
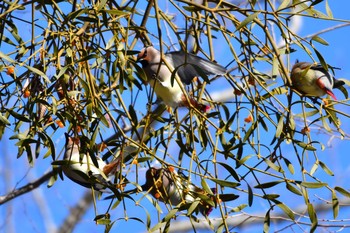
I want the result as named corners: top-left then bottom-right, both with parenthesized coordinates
top-left (55, 190), bottom-right (94, 233)
top-left (166, 199), bottom-right (350, 232)
top-left (0, 170), bottom-right (55, 205)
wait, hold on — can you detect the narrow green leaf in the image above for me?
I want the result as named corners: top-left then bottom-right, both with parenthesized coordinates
top-left (272, 56), bottom-right (278, 78)
top-left (283, 158), bottom-right (295, 174)
top-left (187, 200), bottom-right (200, 216)
top-left (277, 0), bottom-right (291, 11)
top-left (255, 180), bottom-right (283, 189)
top-left (201, 178), bottom-right (213, 195)
top-left (8, 109), bottom-right (31, 122)
top-left (319, 160), bottom-right (334, 176)
top-left (129, 104), bottom-right (138, 126)
top-left (210, 178), bottom-right (240, 188)
top-left (276, 201), bottom-right (295, 220)
top-left (0, 114), bottom-right (10, 125)
top-left (263, 194), bottom-right (280, 200)
top-left (275, 116), bottom-right (284, 138)
top-left (286, 183), bottom-right (302, 196)
top-left (263, 209), bottom-right (270, 233)
top-left (310, 162), bottom-right (318, 176)
top-left (310, 0), bottom-right (324, 7)
top-left (332, 190), bottom-right (339, 219)
top-left (311, 35), bottom-right (329, 46)
top-left (217, 162), bottom-right (240, 182)
top-left (230, 204), bottom-right (248, 213)
top-left (235, 12), bottom-right (260, 31)
top-left (314, 49), bottom-right (327, 71)
top-left (243, 121), bottom-right (258, 142)
top-left (325, 0), bottom-right (333, 18)
top-left (218, 194), bottom-right (240, 202)
top-left (264, 158), bottom-right (284, 173)
top-left (335, 186), bottom-right (350, 198)
top-left (248, 184), bottom-right (253, 206)
top-left (320, 116), bottom-right (332, 132)
top-left (296, 141), bottom-right (317, 151)
top-left (299, 182), bottom-right (327, 188)
top-left (307, 203), bottom-right (318, 233)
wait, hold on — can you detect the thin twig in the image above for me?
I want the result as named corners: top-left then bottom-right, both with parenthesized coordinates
top-left (0, 170), bottom-right (56, 205)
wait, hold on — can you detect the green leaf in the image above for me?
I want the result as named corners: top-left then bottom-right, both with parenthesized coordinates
top-left (235, 12), bottom-right (260, 32)
top-left (296, 141), bottom-right (317, 151)
top-left (129, 104), bottom-right (138, 126)
top-left (314, 49), bottom-right (327, 71)
top-left (263, 194), bottom-right (280, 200)
top-left (332, 190), bottom-right (339, 219)
top-left (217, 162), bottom-right (240, 182)
top-left (248, 184), bottom-right (253, 206)
top-left (299, 182), bottom-right (327, 188)
top-left (0, 114), bottom-right (10, 125)
top-left (277, 0), bottom-right (291, 11)
top-left (162, 208), bottom-right (177, 224)
top-left (310, 0), bottom-right (324, 7)
top-left (218, 193), bottom-right (240, 202)
top-left (8, 109), bottom-right (31, 122)
top-left (201, 178), bottom-right (213, 195)
top-left (310, 162), bottom-right (318, 176)
top-left (283, 158), bottom-right (295, 175)
top-left (307, 203), bottom-right (318, 233)
top-left (210, 178), bottom-right (240, 188)
top-left (325, 0), bottom-right (333, 18)
top-left (334, 186), bottom-right (350, 198)
top-left (275, 116), bottom-right (284, 138)
top-left (311, 35), bottom-right (329, 46)
top-left (263, 209), bottom-right (270, 233)
top-left (264, 158), bottom-right (284, 173)
top-left (255, 180), bottom-right (283, 189)
top-left (319, 160), bottom-right (334, 176)
top-left (276, 201), bottom-right (295, 220)
top-left (187, 200), bottom-right (200, 216)
top-left (243, 121), bottom-right (258, 142)
top-left (272, 56), bottom-right (278, 78)
top-left (286, 183), bottom-right (302, 196)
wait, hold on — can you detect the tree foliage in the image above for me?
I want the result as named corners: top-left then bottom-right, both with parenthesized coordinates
top-left (1, 0), bottom-right (350, 232)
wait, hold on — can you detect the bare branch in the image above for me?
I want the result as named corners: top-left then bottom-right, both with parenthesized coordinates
top-left (167, 199), bottom-right (350, 232)
top-left (0, 170), bottom-right (55, 205)
top-left (55, 190), bottom-right (94, 233)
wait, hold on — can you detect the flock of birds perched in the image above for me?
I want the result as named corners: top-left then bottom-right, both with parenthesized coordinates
top-left (59, 45), bottom-right (345, 216)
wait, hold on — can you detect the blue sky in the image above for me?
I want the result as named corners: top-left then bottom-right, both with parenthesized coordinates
top-left (1, 1), bottom-right (350, 233)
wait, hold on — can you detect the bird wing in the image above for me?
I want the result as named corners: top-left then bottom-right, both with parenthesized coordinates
top-left (166, 51), bottom-right (226, 85)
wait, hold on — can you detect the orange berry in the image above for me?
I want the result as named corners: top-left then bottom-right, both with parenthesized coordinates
top-left (168, 166), bottom-right (175, 173)
top-left (248, 76), bottom-right (255, 86)
top-left (234, 89), bottom-right (242, 96)
top-left (6, 66), bottom-right (14, 75)
top-left (154, 192), bottom-right (161, 199)
top-left (322, 98), bottom-right (329, 105)
top-left (244, 114), bottom-right (253, 123)
top-left (75, 125), bottom-right (81, 133)
top-left (132, 159), bottom-right (138, 165)
top-left (301, 126), bottom-right (310, 135)
top-left (23, 89), bottom-right (30, 98)
top-left (56, 120), bottom-right (64, 128)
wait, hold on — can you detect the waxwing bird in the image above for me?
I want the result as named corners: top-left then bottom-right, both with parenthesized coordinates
top-left (137, 46), bottom-right (227, 112)
top-left (291, 61), bottom-right (345, 100)
top-left (121, 167), bottom-right (239, 216)
top-left (61, 133), bottom-right (116, 190)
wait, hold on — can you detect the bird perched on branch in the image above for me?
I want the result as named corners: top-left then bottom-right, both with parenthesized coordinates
top-left (137, 46), bottom-right (227, 112)
top-left (291, 61), bottom-right (345, 100)
top-left (121, 166), bottom-right (239, 216)
top-left (61, 133), bottom-right (118, 191)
